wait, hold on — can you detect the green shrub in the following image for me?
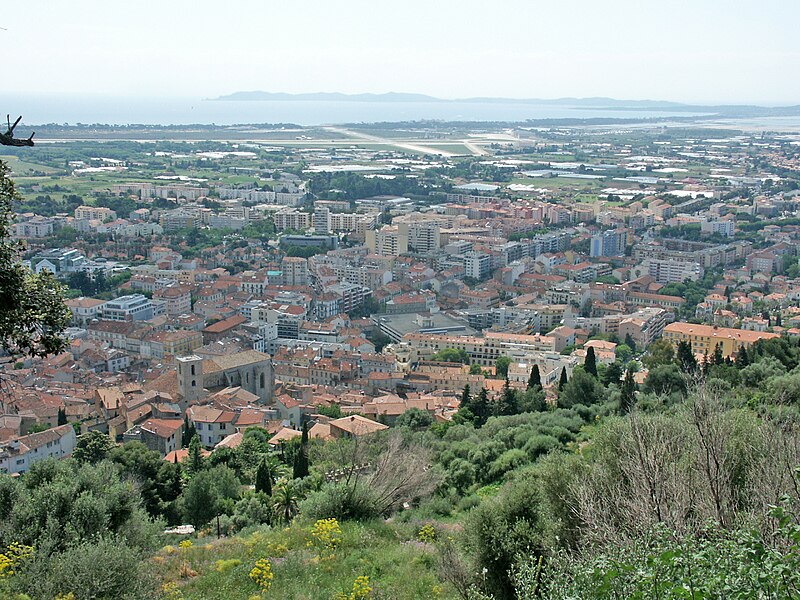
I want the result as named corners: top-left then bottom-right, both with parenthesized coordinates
top-left (457, 494), bottom-right (481, 512)
top-left (215, 558), bottom-right (242, 573)
top-left (464, 471), bottom-right (546, 600)
top-left (488, 449), bottom-right (529, 481)
top-left (522, 435), bottom-right (560, 459)
top-left (18, 537), bottom-right (154, 600)
top-left (299, 482), bottom-right (381, 521)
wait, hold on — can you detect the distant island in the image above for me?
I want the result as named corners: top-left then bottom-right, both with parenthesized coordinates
top-left (213, 91), bottom-right (442, 103)
top-left (212, 91), bottom-right (688, 108)
top-left (210, 92), bottom-right (800, 119)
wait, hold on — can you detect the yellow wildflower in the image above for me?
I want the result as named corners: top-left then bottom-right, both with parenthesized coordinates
top-left (249, 558), bottom-right (274, 592)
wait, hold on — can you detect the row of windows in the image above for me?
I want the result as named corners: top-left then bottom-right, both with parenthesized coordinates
top-left (195, 422), bottom-right (228, 431)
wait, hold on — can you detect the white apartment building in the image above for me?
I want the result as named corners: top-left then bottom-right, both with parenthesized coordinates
top-left (65, 297), bottom-right (108, 326)
top-left (188, 405), bottom-right (236, 448)
top-left (275, 209), bottom-right (311, 231)
top-left (637, 258), bottom-right (704, 284)
top-left (103, 294), bottom-right (155, 321)
top-left (342, 212), bottom-right (377, 234)
top-left (366, 226), bottom-right (408, 256)
top-left (313, 207), bottom-right (331, 233)
top-left (281, 256), bottom-right (310, 286)
top-left (701, 219), bottom-right (735, 238)
top-left (15, 215), bottom-right (54, 238)
top-left (75, 205), bottom-right (117, 221)
top-left (0, 425), bottom-right (77, 475)
top-left (325, 282), bottom-right (372, 313)
top-left (331, 264), bottom-right (392, 289)
top-left (399, 221), bottom-right (441, 253)
top-left (464, 252), bottom-right (493, 280)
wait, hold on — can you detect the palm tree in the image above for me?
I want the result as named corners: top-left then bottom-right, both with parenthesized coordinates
top-left (272, 482), bottom-right (300, 524)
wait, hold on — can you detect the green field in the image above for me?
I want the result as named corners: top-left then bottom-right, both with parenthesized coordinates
top-left (156, 519), bottom-right (458, 600)
top-left (0, 154), bottom-right (64, 176)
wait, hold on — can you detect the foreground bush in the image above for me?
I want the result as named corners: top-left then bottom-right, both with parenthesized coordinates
top-left (519, 505), bottom-right (800, 599)
top-left (18, 537), bottom-right (156, 600)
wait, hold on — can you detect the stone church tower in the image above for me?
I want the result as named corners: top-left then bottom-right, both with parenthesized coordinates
top-left (177, 355), bottom-right (204, 405)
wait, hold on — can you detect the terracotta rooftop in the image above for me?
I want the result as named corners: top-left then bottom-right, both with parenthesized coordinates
top-left (141, 418), bottom-right (183, 439)
top-left (664, 322), bottom-right (779, 344)
top-left (203, 314), bottom-right (247, 334)
top-left (268, 427), bottom-right (302, 446)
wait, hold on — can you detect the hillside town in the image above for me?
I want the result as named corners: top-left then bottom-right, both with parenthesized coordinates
top-left (1, 123), bottom-right (798, 475)
top-left (5, 0), bottom-right (800, 596)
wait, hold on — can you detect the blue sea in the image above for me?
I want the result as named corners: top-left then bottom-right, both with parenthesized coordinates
top-left (0, 94), bottom-right (710, 127)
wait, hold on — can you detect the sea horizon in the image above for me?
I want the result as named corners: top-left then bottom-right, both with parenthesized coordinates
top-left (0, 93), bottom-right (713, 127)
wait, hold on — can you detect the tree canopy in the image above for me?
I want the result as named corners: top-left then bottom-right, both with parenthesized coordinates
top-left (0, 161), bottom-right (70, 358)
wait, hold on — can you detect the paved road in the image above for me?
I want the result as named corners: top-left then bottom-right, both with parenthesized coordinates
top-left (463, 139), bottom-right (489, 156)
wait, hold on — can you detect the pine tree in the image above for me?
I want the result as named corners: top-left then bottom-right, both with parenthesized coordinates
top-left (527, 364), bottom-right (541, 390)
top-left (584, 347), bottom-right (598, 377)
top-left (57, 406), bottom-right (67, 426)
top-left (293, 422), bottom-right (309, 479)
top-left (255, 458), bottom-right (273, 496)
top-left (188, 434), bottom-right (203, 474)
top-left (620, 366), bottom-right (637, 414)
top-left (559, 367), bottom-right (568, 390)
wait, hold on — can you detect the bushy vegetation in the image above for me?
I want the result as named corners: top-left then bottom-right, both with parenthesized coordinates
top-left (8, 334), bottom-right (800, 598)
top-left (153, 519), bottom-right (448, 599)
top-left (8, 155), bottom-right (800, 596)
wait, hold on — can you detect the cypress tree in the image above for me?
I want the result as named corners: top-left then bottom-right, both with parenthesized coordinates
top-left (301, 420), bottom-right (308, 448)
top-left (459, 384), bottom-right (471, 409)
top-left (527, 365), bottom-right (541, 390)
top-left (188, 434), bottom-right (203, 474)
top-left (473, 388), bottom-right (490, 428)
top-left (57, 406), bottom-right (67, 426)
top-left (676, 340), bottom-right (698, 373)
top-left (255, 458), bottom-right (273, 496)
top-left (735, 345), bottom-right (750, 369)
top-left (624, 333), bottom-right (637, 352)
top-left (496, 377), bottom-right (517, 416)
top-left (712, 342), bottom-right (724, 366)
top-left (293, 422), bottom-right (309, 479)
top-left (182, 415), bottom-right (196, 448)
top-left (584, 346), bottom-right (598, 377)
top-left (620, 366), bottom-right (637, 414)
top-left (559, 367), bottom-right (568, 390)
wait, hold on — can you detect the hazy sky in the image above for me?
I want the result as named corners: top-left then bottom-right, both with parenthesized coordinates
top-left (2, 0), bottom-right (798, 104)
